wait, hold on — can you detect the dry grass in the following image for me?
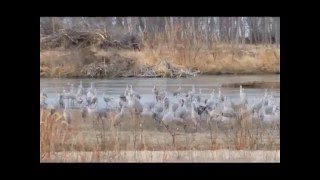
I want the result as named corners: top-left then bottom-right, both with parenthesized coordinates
top-left (144, 43), bottom-right (280, 74)
top-left (42, 150), bottom-right (280, 162)
top-left (40, 108), bottom-right (280, 162)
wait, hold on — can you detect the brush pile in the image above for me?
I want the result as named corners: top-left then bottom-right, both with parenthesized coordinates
top-left (136, 59), bottom-right (200, 78)
top-left (81, 54), bottom-right (135, 78)
top-left (40, 29), bottom-right (143, 51)
top-left (81, 59), bottom-right (200, 78)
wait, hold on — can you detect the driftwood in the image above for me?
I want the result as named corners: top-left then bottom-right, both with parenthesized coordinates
top-left (136, 60), bottom-right (200, 78)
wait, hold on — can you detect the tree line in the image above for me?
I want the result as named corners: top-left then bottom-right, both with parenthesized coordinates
top-left (40, 17), bottom-right (280, 46)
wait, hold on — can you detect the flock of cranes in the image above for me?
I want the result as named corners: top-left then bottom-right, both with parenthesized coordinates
top-left (40, 81), bottom-right (280, 129)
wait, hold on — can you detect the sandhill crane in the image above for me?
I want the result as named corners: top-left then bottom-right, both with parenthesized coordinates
top-left (81, 106), bottom-right (88, 121)
top-left (40, 88), bottom-right (47, 97)
top-left (221, 99), bottom-right (236, 117)
top-left (216, 99), bottom-right (237, 124)
top-left (40, 88), bottom-right (48, 98)
top-left (206, 106), bottom-right (222, 124)
top-left (184, 90), bottom-right (194, 106)
top-left (41, 80), bottom-right (280, 133)
top-left (260, 109), bottom-right (280, 126)
top-left (40, 101), bottom-right (47, 108)
top-left (64, 84), bottom-right (76, 106)
top-left (262, 104), bottom-right (274, 115)
top-left (229, 97), bottom-right (248, 113)
top-left (144, 101), bottom-right (156, 111)
top-left (88, 82), bottom-right (94, 94)
top-left (63, 102), bottom-right (71, 124)
top-left (128, 85), bottom-right (141, 99)
top-left (156, 91), bottom-right (167, 102)
top-left (261, 89), bottom-right (269, 106)
top-left (103, 92), bottom-right (113, 108)
top-left (267, 91), bottom-right (276, 107)
top-left (152, 85), bottom-right (159, 95)
top-left (171, 101), bottom-right (180, 113)
top-left (85, 88), bottom-right (97, 108)
top-left (174, 99), bottom-right (188, 120)
top-left (152, 109), bottom-right (164, 123)
top-left (76, 94), bottom-right (85, 105)
top-left (273, 105), bottom-right (280, 115)
top-left (77, 81), bottom-right (85, 96)
top-left (193, 94), bottom-right (201, 104)
top-left (40, 89), bottom-right (48, 108)
top-left (216, 113), bottom-right (236, 124)
top-left (173, 86), bottom-right (182, 97)
top-left (162, 103), bottom-right (184, 127)
top-left (152, 85), bottom-right (159, 101)
top-left (205, 89), bottom-right (219, 109)
top-left (239, 85), bottom-right (248, 104)
top-left (264, 89), bottom-right (268, 99)
top-left (83, 105), bottom-right (107, 122)
top-left (268, 91), bottom-right (275, 100)
top-left (124, 84), bottom-right (130, 96)
top-left (210, 89), bottom-right (216, 99)
top-left (129, 84), bottom-right (134, 93)
top-left (114, 105), bottom-right (129, 126)
top-left (198, 88), bottom-right (202, 95)
top-left (153, 100), bottom-right (164, 113)
top-left (58, 94), bottom-right (65, 108)
top-left (118, 95), bottom-right (127, 111)
top-left (162, 96), bottom-right (170, 110)
top-left (141, 107), bottom-right (154, 120)
top-left (191, 99), bottom-right (201, 127)
top-left (69, 83), bottom-right (75, 93)
top-left (218, 88), bottom-right (224, 102)
top-left (250, 108), bottom-right (261, 122)
top-left (90, 90), bottom-right (98, 107)
top-left (63, 92), bottom-right (76, 107)
top-left (192, 97), bottom-right (207, 116)
top-left (47, 105), bottom-right (57, 115)
top-left (249, 99), bottom-right (263, 114)
top-left (127, 92), bottom-right (143, 115)
top-left (149, 97), bottom-right (166, 123)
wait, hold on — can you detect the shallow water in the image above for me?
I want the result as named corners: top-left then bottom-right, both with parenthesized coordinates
top-left (40, 74), bottom-right (280, 109)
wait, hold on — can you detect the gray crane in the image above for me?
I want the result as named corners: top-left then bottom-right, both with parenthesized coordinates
top-left (63, 102), bottom-right (71, 124)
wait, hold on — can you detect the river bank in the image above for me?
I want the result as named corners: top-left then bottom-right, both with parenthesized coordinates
top-left (40, 30), bottom-right (280, 78)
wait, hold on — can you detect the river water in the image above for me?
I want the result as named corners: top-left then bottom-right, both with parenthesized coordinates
top-left (40, 74), bottom-right (280, 109)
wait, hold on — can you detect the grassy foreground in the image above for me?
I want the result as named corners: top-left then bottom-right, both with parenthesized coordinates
top-left (40, 107), bottom-right (280, 162)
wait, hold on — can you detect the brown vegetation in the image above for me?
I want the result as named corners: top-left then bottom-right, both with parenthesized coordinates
top-left (40, 108), bottom-right (280, 162)
top-left (40, 30), bottom-right (280, 78)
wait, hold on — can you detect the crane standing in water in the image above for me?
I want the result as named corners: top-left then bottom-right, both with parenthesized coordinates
top-left (41, 81), bottom-right (280, 130)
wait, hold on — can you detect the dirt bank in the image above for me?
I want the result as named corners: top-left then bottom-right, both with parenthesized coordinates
top-left (40, 30), bottom-right (280, 78)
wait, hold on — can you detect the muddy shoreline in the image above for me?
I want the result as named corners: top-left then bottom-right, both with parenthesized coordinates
top-left (40, 77), bottom-right (280, 89)
top-left (222, 81), bottom-right (280, 89)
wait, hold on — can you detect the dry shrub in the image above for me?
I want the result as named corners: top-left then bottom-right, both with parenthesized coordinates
top-left (40, 108), bottom-right (70, 160)
top-left (142, 42), bottom-right (280, 75)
